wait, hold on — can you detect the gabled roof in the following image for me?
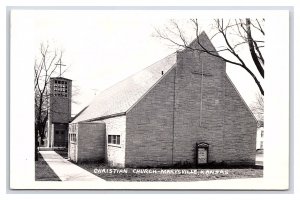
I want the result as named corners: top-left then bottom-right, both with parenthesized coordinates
top-left (72, 53), bottom-right (177, 123)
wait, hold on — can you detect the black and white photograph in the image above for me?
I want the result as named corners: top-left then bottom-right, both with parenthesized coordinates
top-left (8, 8), bottom-right (290, 190)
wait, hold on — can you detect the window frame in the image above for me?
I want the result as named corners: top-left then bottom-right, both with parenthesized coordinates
top-left (69, 133), bottom-right (77, 143)
top-left (107, 135), bottom-right (121, 145)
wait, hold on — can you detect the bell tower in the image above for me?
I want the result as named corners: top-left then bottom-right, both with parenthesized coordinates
top-left (46, 77), bottom-right (72, 148)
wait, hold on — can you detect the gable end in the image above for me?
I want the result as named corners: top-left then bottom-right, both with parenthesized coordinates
top-left (225, 74), bottom-right (257, 122)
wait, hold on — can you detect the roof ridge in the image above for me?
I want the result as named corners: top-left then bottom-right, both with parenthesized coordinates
top-left (72, 52), bottom-right (178, 123)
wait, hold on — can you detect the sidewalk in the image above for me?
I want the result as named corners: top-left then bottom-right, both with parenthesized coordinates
top-left (40, 151), bottom-right (105, 181)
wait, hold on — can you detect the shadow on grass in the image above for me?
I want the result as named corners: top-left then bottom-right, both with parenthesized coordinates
top-left (54, 149), bottom-right (68, 159)
top-left (35, 152), bottom-right (61, 181)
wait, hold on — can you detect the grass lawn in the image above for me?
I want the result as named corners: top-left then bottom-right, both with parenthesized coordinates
top-left (35, 152), bottom-right (61, 181)
top-left (76, 161), bottom-right (263, 182)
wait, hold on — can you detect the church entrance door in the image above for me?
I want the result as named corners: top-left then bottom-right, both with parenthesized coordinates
top-left (54, 130), bottom-right (66, 147)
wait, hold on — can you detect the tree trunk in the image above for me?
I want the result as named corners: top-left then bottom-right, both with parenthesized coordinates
top-left (35, 94), bottom-right (44, 161)
top-left (246, 18), bottom-right (264, 78)
top-left (35, 127), bottom-right (39, 161)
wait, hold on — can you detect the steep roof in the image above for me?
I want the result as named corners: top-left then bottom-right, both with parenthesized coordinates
top-left (72, 53), bottom-right (177, 123)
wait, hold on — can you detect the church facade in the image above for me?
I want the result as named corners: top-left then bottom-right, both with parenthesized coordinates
top-left (69, 32), bottom-right (257, 167)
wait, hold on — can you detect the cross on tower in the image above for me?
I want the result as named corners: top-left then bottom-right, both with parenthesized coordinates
top-left (55, 59), bottom-right (66, 77)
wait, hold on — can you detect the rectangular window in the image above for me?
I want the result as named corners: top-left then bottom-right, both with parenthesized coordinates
top-left (70, 133), bottom-right (77, 143)
top-left (108, 135), bottom-right (120, 145)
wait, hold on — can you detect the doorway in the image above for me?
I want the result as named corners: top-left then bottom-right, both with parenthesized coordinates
top-left (54, 130), bottom-right (66, 147)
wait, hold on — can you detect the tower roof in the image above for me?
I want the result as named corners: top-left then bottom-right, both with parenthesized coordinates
top-left (50, 77), bottom-right (72, 81)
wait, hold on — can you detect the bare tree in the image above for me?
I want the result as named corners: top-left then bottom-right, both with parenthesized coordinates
top-left (250, 93), bottom-right (264, 122)
top-left (154, 18), bottom-right (264, 95)
top-left (34, 43), bottom-right (67, 160)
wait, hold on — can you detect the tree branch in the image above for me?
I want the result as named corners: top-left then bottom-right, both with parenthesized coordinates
top-left (154, 18), bottom-right (265, 95)
top-left (246, 18), bottom-right (264, 78)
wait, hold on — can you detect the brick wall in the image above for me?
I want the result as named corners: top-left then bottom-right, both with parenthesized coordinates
top-left (49, 78), bottom-right (72, 123)
top-left (125, 32), bottom-right (256, 167)
top-left (94, 116), bottom-right (126, 167)
top-left (172, 46), bottom-right (226, 165)
top-left (126, 67), bottom-right (176, 167)
top-left (222, 75), bottom-right (257, 165)
top-left (69, 122), bottom-right (106, 163)
top-left (78, 122), bottom-right (106, 162)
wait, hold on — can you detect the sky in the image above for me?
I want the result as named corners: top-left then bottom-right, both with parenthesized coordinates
top-left (11, 10), bottom-right (263, 116)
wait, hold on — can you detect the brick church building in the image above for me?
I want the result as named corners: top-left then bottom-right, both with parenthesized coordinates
top-left (69, 31), bottom-right (257, 167)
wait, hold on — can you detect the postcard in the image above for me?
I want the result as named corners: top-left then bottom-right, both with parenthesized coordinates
top-left (9, 8), bottom-right (289, 190)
